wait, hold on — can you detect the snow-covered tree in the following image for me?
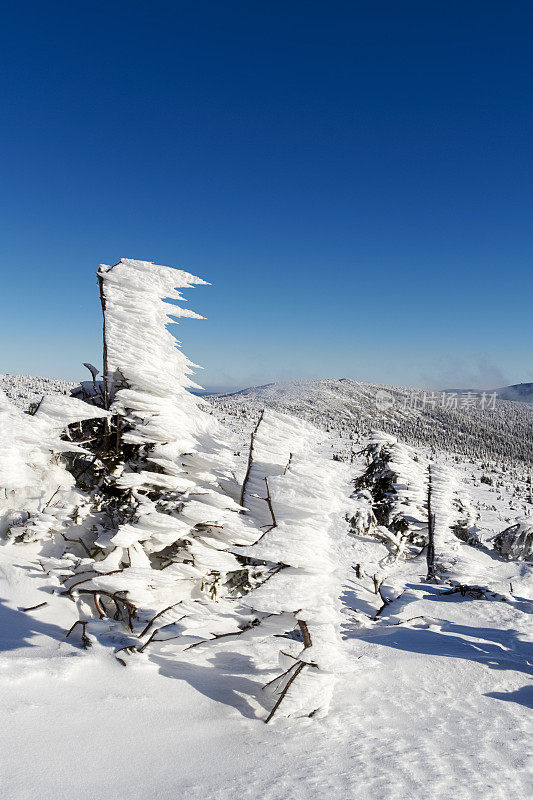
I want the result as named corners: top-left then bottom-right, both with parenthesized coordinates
top-left (60, 259), bottom-right (257, 640)
top-left (231, 410), bottom-right (344, 721)
top-left (350, 432), bottom-right (427, 556)
top-left (350, 432), bottom-right (479, 573)
top-left (426, 463), bottom-right (481, 581)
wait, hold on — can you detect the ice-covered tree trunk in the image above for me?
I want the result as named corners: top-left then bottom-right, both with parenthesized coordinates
top-left (426, 463), bottom-right (479, 582)
top-left (426, 464), bottom-right (437, 581)
top-left (234, 410), bottom-right (344, 721)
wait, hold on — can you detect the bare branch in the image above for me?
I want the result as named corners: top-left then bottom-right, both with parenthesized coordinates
top-left (240, 410), bottom-right (265, 507)
top-left (20, 602), bottom-right (47, 612)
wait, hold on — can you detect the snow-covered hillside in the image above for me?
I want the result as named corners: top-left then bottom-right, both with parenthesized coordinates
top-left (4, 373), bottom-right (532, 467)
top-left (1, 264), bottom-right (531, 800)
top-left (211, 378), bottom-right (533, 466)
top-left (0, 373), bottom-right (75, 410)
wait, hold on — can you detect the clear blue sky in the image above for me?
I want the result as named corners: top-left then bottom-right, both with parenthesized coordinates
top-left (1, 1), bottom-right (532, 391)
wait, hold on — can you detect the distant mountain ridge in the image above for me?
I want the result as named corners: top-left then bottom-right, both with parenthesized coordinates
top-left (495, 383), bottom-right (533, 403)
top-left (446, 383), bottom-right (533, 404)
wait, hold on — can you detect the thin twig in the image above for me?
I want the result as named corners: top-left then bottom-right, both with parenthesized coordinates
top-left (137, 616), bottom-right (186, 653)
top-left (184, 621), bottom-right (260, 651)
top-left (262, 659), bottom-right (300, 691)
top-left (65, 620), bottom-right (91, 648)
top-left (138, 601), bottom-right (183, 639)
top-left (20, 602), bottom-right (47, 612)
top-left (42, 486), bottom-right (61, 510)
top-left (263, 477), bottom-right (277, 530)
top-left (283, 452), bottom-right (293, 475)
top-left (62, 568), bottom-right (125, 595)
top-left (265, 663), bottom-right (306, 723)
top-left (251, 564), bottom-right (287, 588)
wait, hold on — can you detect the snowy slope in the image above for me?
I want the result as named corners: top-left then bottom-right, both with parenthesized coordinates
top-left (0, 373), bottom-right (76, 410)
top-left (1, 539), bottom-right (530, 800)
top-left (211, 378), bottom-right (533, 465)
top-left (1, 412), bottom-right (531, 800)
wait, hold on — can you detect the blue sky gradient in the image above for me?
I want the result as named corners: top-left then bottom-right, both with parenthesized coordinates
top-left (1, 1), bottom-right (532, 390)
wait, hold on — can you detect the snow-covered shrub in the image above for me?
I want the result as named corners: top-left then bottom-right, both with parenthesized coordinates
top-left (347, 489), bottom-right (377, 537)
top-left (0, 391), bottom-right (108, 542)
top-left (352, 432), bottom-right (427, 551)
top-left (493, 519), bottom-right (533, 561)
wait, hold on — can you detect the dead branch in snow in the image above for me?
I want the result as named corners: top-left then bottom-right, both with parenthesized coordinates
top-left (283, 452), bottom-right (293, 475)
top-left (252, 477), bottom-right (278, 543)
top-left (138, 601), bottom-right (184, 639)
top-left (298, 619), bottom-right (312, 648)
top-left (426, 464), bottom-right (437, 582)
top-left (265, 618), bottom-right (315, 723)
top-left (61, 568), bottom-right (125, 595)
top-left (65, 620), bottom-right (91, 649)
top-left (60, 531), bottom-right (97, 559)
top-left (137, 616), bottom-right (186, 653)
top-left (265, 662), bottom-right (307, 723)
top-left (263, 477), bottom-right (277, 531)
top-left (441, 584), bottom-right (507, 600)
top-left (20, 602), bottom-right (48, 612)
top-left (66, 589), bottom-right (136, 628)
top-left (239, 410), bottom-right (265, 507)
top-left (42, 486), bottom-right (61, 510)
top-left (251, 563), bottom-right (287, 588)
top-left (184, 620), bottom-right (263, 651)
top-left (375, 589), bottom-right (404, 620)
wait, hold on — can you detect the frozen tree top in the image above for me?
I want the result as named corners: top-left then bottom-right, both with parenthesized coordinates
top-left (98, 257), bottom-right (211, 407)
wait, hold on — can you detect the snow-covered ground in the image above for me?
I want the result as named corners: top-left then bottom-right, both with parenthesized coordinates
top-left (1, 406), bottom-right (531, 800)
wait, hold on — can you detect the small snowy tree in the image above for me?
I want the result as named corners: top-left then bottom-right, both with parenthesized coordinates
top-left (232, 410), bottom-right (344, 721)
top-left (426, 463), bottom-right (480, 582)
top-left (493, 519), bottom-right (533, 561)
top-left (351, 432), bottom-right (427, 556)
